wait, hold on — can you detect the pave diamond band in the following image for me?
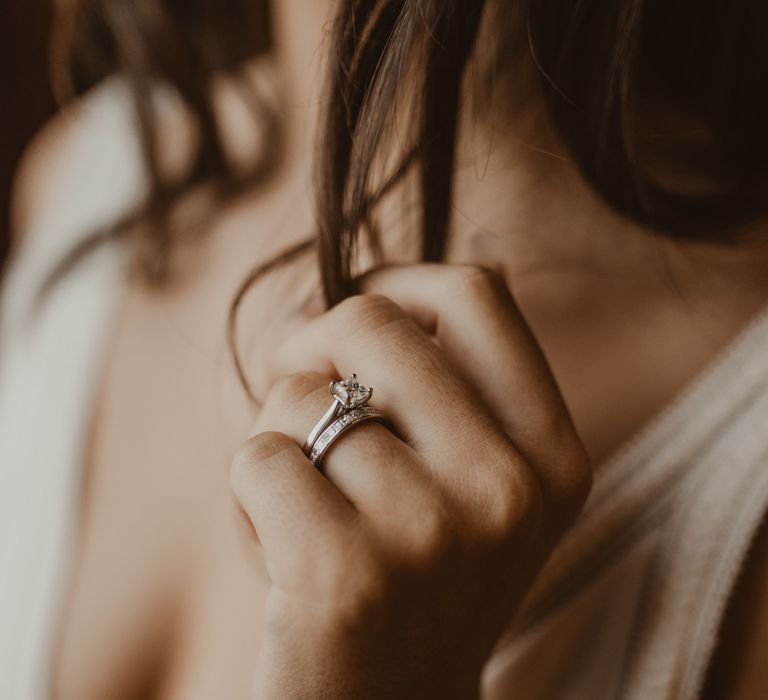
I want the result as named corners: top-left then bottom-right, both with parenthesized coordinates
top-left (302, 374), bottom-right (388, 467)
top-left (308, 407), bottom-right (388, 466)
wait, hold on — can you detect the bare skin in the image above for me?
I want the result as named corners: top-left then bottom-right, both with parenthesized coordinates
top-left (9, 1), bottom-right (768, 698)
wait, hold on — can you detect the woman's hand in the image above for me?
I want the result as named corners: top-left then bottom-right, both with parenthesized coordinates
top-left (231, 263), bottom-right (592, 699)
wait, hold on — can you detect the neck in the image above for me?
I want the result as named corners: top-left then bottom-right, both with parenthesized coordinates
top-left (449, 92), bottom-right (768, 315)
top-left (270, 0), bottom-right (334, 171)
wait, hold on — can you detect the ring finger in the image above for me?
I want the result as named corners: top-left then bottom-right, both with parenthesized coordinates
top-left (255, 370), bottom-right (440, 531)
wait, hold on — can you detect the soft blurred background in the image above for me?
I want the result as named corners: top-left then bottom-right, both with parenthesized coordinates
top-left (1, 0), bottom-right (56, 273)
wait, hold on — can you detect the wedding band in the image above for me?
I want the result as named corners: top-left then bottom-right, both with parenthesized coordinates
top-left (301, 374), bottom-right (374, 454)
top-left (302, 374), bottom-right (390, 467)
top-left (307, 406), bottom-right (389, 467)
top-left (301, 397), bottom-right (344, 454)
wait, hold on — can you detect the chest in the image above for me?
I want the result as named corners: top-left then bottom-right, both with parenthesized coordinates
top-left (48, 282), bottom-right (275, 700)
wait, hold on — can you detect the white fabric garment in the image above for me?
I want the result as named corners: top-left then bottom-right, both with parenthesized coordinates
top-left (2, 81), bottom-right (768, 700)
top-left (0, 81), bottom-right (139, 700)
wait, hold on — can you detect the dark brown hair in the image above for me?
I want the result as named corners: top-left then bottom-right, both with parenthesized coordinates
top-left (45, 0), bottom-right (277, 283)
top-left (313, 0), bottom-right (768, 307)
top-left (28, 0), bottom-right (768, 396)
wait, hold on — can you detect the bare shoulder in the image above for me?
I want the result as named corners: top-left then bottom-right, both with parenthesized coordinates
top-left (10, 97), bottom-right (82, 243)
top-left (10, 79), bottom-right (190, 247)
top-left (702, 514), bottom-right (768, 698)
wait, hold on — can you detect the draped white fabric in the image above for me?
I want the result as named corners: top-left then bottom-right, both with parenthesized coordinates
top-left (0, 81), bottom-right (137, 700)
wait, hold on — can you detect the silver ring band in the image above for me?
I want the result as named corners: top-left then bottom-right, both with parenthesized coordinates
top-left (308, 406), bottom-right (389, 467)
top-left (301, 393), bottom-right (344, 454)
top-left (302, 373), bottom-right (375, 455)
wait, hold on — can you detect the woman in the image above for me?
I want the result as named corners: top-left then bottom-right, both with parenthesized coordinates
top-left (1, 0), bottom-right (767, 698)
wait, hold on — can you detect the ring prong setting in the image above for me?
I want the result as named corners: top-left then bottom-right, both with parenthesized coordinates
top-left (330, 373), bottom-right (373, 410)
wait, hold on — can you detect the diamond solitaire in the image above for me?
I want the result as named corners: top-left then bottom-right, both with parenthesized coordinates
top-left (301, 374), bottom-right (375, 455)
top-left (330, 373), bottom-right (373, 410)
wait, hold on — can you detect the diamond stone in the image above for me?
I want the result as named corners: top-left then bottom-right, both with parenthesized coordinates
top-left (330, 373), bottom-right (373, 409)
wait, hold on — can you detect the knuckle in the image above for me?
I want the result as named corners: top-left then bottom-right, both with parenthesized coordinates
top-left (454, 264), bottom-right (506, 302)
top-left (480, 451), bottom-right (544, 541)
top-left (336, 293), bottom-right (405, 331)
top-left (537, 406), bottom-right (579, 450)
top-left (405, 498), bottom-right (456, 563)
top-left (551, 444), bottom-right (593, 520)
top-left (230, 431), bottom-right (295, 494)
top-left (533, 411), bottom-right (594, 519)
